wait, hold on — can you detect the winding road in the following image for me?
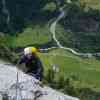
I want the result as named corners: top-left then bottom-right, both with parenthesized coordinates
top-left (49, 7), bottom-right (100, 57)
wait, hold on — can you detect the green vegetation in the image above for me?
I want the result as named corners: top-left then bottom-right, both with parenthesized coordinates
top-left (14, 26), bottom-right (51, 47)
top-left (58, 2), bottom-right (100, 53)
top-left (39, 49), bottom-right (100, 91)
top-left (0, 33), bottom-right (15, 62)
top-left (39, 49), bottom-right (100, 100)
top-left (1, 0), bottom-right (100, 53)
top-left (80, 0), bottom-right (100, 10)
top-left (0, 0), bottom-right (100, 99)
top-left (1, 24), bottom-right (52, 49)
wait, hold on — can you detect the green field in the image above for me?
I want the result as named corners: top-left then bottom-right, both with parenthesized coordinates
top-left (39, 49), bottom-right (100, 91)
top-left (80, 0), bottom-right (100, 10)
top-left (6, 25), bottom-right (52, 48)
top-left (16, 26), bottom-right (51, 47)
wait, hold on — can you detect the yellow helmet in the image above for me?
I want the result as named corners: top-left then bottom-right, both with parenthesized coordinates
top-left (31, 47), bottom-right (38, 54)
top-left (24, 47), bottom-right (38, 55)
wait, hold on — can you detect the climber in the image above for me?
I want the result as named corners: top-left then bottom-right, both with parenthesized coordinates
top-left (18, 47), bottom-right (43, 81)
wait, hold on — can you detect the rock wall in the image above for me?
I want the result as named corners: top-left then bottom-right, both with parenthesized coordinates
top-left (0, 61), bottom-right (79, 100)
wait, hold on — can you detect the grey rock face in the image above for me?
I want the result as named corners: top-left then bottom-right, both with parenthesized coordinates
top-left (0, 61), bottom-right (79, 100)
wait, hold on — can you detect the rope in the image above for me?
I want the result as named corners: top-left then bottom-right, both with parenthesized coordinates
top-left (15, 60), bottom-right (23, 100)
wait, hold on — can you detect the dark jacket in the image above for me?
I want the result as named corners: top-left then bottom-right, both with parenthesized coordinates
top-left (19, 55), bottom-right (43, 81)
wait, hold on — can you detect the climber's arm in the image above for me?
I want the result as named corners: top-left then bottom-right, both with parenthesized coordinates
top-left (18, 56), bottom-right (26, 65)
